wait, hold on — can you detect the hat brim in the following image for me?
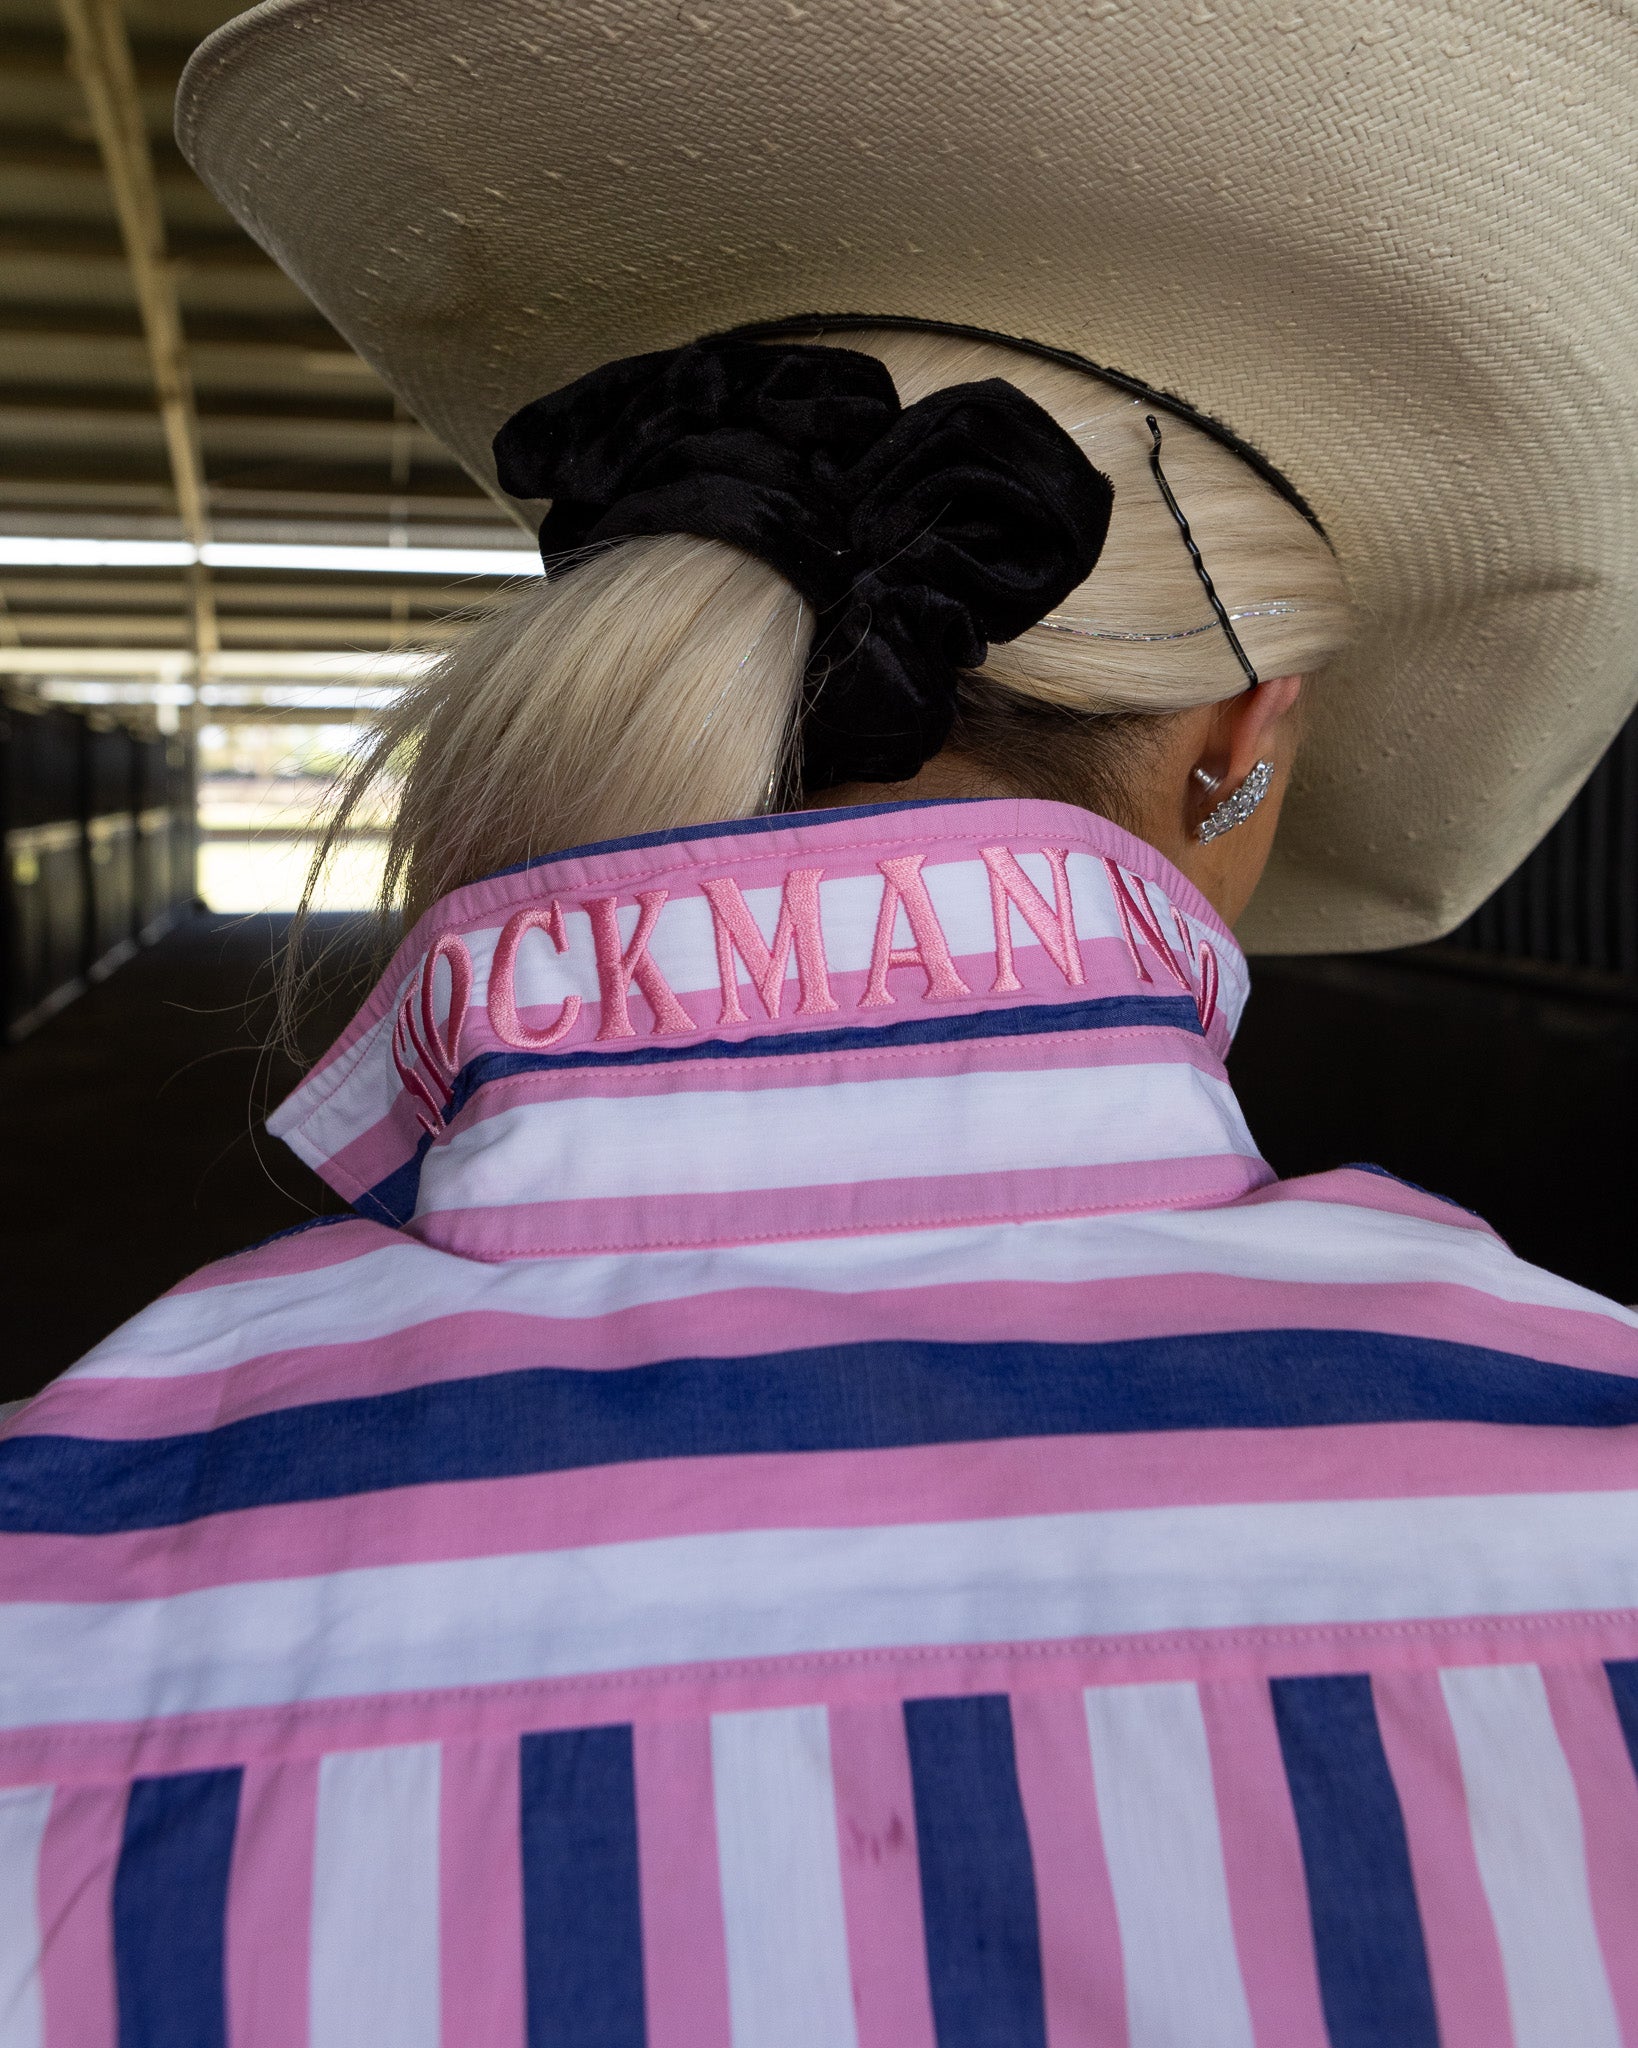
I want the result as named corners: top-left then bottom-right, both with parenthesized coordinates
top-left (177, 0), bottom-right (1638, 952)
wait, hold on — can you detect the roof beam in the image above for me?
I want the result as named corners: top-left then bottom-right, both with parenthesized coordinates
top-left (53, 0), bottom-right (215, 673)
top-left (2, 612), bottom-right (462, 648)
top-left (0, 398), bottom-right (451, 465)
top-left (0, 478), bottom-right (497, 523)
top-left (0, 131), bottom-right (195, 180)
top-left (0, 576), bottom-right (504, 613)
top-left (0, 327), bottom-right (380, 396)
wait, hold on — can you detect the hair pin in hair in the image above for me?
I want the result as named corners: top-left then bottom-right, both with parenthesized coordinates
top-left (1145, 414), bottom-right (1260, 689)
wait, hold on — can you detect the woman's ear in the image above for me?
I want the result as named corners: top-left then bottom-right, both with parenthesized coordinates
top-left (1190, 673), bottom-right (1304, 807)
top-left (1169, 673), bottom-right (1307, 924)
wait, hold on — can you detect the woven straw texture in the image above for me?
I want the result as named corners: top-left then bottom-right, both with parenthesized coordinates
top-left (177, 0), bottom-right (1638, 952)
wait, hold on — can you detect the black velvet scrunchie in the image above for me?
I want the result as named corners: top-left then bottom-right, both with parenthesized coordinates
top-left (492, 339), bottom-right (1114, 791)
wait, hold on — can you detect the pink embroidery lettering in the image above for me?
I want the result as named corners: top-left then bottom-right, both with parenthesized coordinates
top-left (701, 867), bottom-right (838, 1025)
top-left (392, 931), bottom-right (473, 1133)
top-left (583, 890), bottom-right (695, 1039)
top-left (859, 853), bottom-right (973, 1008)
top-left (1195, 941), bottom-right (1220, 1033)
top-left (488, 901), bottom-right (583, 1051)
top-left (1101, 857), bottom-right (1193, 993)
top-left (980, 845), bottom-right (1084, 994)
top-left (391, 1041), bottom-right (442, 1133)
top-left (1170, 905), bottom-right (1219, 1032)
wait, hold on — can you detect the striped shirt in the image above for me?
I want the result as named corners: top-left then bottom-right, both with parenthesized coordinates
top-left (4, 793), bottom-right (1638, 2048)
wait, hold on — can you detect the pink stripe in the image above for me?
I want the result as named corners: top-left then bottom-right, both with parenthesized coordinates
top-left (17, 1611), bottom-right (1638, 1797)
top-left (439, 1737), bottom-right (526, 2048)
top-left (503, 927), bottom-right (1192, 1026)
top-left (226, 1756), bottom-right (317, 2048)
top-left (1371, 1667), bottom-right (1513, 2048)
top-left (317, 1100), bottom-right (427, 1209)
top-left (411, 1154), bottom-right (1271, 1258)
top-left (1540, 1662), bottom-right (1638, 2040)
top-left (632, 1717), bottom-right (733, 2048)
top-left (37, 1780), bottom-right (123, 2048)
top-left (26, 1269), bottom-right (1638, 1446)
top-left (393, 801), bottom-right (1230, 957)
top-left (1009, 1686), bottom-right (1127, 2047)
top-left (13, 1419), bottom-right (1638, 1606)
top-left (1196, 1678), bottom-right (1329, 2048)
top-left (1244, 1168), bottom-right (1502, 1239)
top-left (168, 1220), bottom-right (391, 1293)
top-left (828, 1702), bottom-right (938, 2048)
top-left (288, 799), bottom-right (1235, 1101)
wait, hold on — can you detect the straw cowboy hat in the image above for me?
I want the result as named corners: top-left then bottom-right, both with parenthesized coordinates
top-left (176, 0), bottom-right (1638, 953)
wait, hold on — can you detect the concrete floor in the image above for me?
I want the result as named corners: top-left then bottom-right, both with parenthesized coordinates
top-left (1, 913), bottom-right (371, 1403)
top-left (3, 916), bottom-right (1634, 1404)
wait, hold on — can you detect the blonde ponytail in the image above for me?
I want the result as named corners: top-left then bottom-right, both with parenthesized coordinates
top-left (309, 327), bottom-right (1352, 931)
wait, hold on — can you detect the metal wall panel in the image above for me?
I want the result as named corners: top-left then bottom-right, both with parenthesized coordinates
top-left (84, 719), bottom-right (137, 978)
top-left (166, 734), bottom-right (197, 916)
top-left (5, 820), bottom-right (87, 1037)
top-left (134, 732), bottom-right (174, 939)
top-left (1, 706), bottom-right (196, 1041)
top-left (2, 706), bottom-right (87, 1038)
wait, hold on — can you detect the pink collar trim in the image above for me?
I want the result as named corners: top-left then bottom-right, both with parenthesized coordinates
top-left (270, 800), bottom-right (1256, 1246)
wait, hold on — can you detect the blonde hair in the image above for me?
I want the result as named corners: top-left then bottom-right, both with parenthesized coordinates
top-left (318, 328), bottom-right (1352, 927)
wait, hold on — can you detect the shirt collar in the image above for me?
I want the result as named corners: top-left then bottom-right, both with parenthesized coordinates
top-left (271, 798), bottom-right (1268, 1256)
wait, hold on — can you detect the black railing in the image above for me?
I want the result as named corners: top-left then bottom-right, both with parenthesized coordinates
top-left (1438, 709), bottom-right (1638, 981)
top-left (1, 702), bottom-right (197, 1042)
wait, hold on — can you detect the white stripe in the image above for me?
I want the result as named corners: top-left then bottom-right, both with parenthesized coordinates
top-left (275, 1017), bottom-right (402, 1174)
top-left (309, 1744), bottom-right (441, 2048)
top-left (711, 1707), bottom-right (859, 2048)
top-left (1439, 1665), bottom-right (1620, 2048)
top-left (0, 1786), bottom-right (52, 2048)
top-left (412, 1058), bottom-right (1254, 1213)
top-left (66, 1196), bottom-right (1634, 1383)
top-left (1083, 1682), bottom-right (1254, 2048)
top-left (11, 1491), bottom-right (1638, 1728)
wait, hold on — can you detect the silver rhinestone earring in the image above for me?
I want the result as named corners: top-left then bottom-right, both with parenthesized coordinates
top-left (1196, 759), bottom-right (1274, 843)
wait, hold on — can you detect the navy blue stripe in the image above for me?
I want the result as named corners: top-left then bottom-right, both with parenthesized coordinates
top-left (9, 1328), bottom-right (1638, 1535)
top-left (113, 1768), bottom-right (241, 2048)
top-left (445, 992), bottom-right (1202, 1115)
top-left (487, 795), bottom-right (981, 877)
top-left (1270, 1675), bottom-right (1439, 2048)
top-left (1603, 1660), bottom-right (1638, 1781)
top-left (242, 1211), bottom-right (354, 1252)
top-left (903, 1694), bottom-right (1048, 2048)
top-left (520, 1724), bottom-right (645, 2048)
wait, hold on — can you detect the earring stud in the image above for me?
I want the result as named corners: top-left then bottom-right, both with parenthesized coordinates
top-left (1196, 758), bottom-right (1274, 843)
top-left (1191, 766), bottom-right (1222, 794)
